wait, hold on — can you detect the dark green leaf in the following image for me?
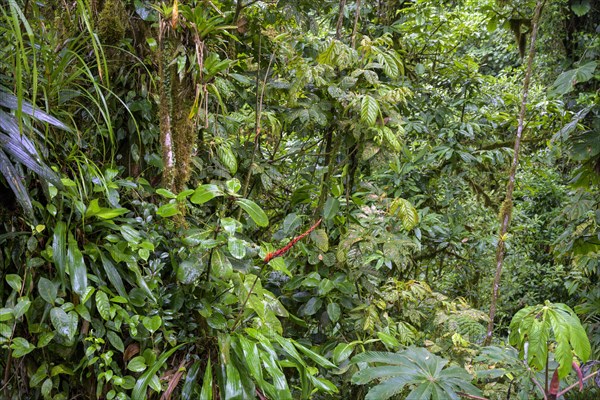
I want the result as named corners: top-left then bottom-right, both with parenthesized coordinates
top-left (10, 337), bottom-right (35, 357)
top-left (38, 277), bottom-right (58, 305)
top-left (67, 239), bottom-right (87, 298)
top-left (236, 198), bottom-right (269, 227)
top-left (132, 344), bottom-right (183, 399)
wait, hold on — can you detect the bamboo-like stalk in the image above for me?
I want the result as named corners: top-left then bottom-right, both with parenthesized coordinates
top-left (484, 0), bottom-right (547, 346)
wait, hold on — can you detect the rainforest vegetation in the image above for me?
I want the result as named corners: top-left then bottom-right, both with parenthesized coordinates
top-left (0, 0), bottom-right (599, 398)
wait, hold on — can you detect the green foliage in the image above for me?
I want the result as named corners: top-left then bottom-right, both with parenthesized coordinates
top-left (351, 346), bottom-right (483, 399)
top-left (509, 301), bottom-right (591, 378)
top-left (1, 0), bottom-right (599, 398)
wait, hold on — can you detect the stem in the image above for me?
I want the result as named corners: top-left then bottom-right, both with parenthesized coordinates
top-left (335, 0), bottom-right (347, 39)
top-left (557, 370), bottom-right (600, 397)
top-left (351, 0), bottom-right (361, 48)
top-left (457, 392), bottom-right (489, 400)
top-left (484, 0), bottom-right (546, 345)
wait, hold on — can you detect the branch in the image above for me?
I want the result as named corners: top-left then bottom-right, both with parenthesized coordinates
top-left (557, 369), bottom-right (600, 398)
top-left (457, 392), bottom-right (489, 400)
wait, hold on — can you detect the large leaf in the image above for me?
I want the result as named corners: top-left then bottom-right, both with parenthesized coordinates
top-left (509, 302), bottom-right (590, 378)
top-left (190, 184), bottom-right (223, 205)
top-left (0, 91), bottom-right (71, 131)
top-left (361, 95), bottom-right (380, 126)
top-left (50, 307), bottom-right (78, 340)
top-left (389, 198), bottom-right (419, 230)
top-left (352, 347), bottom-right (481, 400)
top-left (52, 222), bottom-right (67, 287)
top-left (0, 150), bottom-right (33, 218)
top-left (235, 198), bottom-right (269, 227)
top-left (67, 238), bottom-right (87, 298)
top-left (549, 61), bottom-right (597, 97)
top-left (0, 130), bottom-right (62, 188)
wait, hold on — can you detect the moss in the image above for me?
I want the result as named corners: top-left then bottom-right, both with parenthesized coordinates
top-left (97, 0), bottom-right (126, 44)
top-left (498, 198), bottom-right (513, 229)
top-left (171, 74), bottom-right (196, 193)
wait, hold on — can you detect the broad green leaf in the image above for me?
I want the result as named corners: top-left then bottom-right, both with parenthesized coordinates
top-left (333, 342), bottom-right (356, 364)
top-left (236, 198), bottom-right (269, 227)
top-left (382, 126), bottom-right (401, 152)
top-left (283, 213), bottom-right (302, 234)
top-left (75, 303), bottom-right (91, 321)
top-left (327, 302), bottom-right (341, 323)
top-left (120, 224), bottom-right (142, 244)
top-left (10, 337), bottom-right (35, 357)
top-left (142, 315), bottom-right (162, 333)
top-left (236, 335), bottom-right (263, 383)
top-left (352, 351), bottom-right (409, 365)
top-left (99, 253), bottom-right (128, 298)
top-left (6, 274), bottom-right (21, 292)
top-left (190, 184), bottom-right (222, 205)
top-left (156, 202), bottom-right (180, 218)
top-left (13, 298), bottom-right (31, 320)
top-left (155, 188), bottom-right (177, 198)
top-left (228, 237), bottom-right (246, 259)
top-left (128, 356), bottom-right (148, 373)
top-left (67, 239), bottom-right (87, 298)
top-left (364, 375), bottom-right (412, 400)
top-left (107, 330), bottom-right (124, 353)
top-left (549, 61), bottom-right (597, 97)
top-left (211, 249), bottom-right (233, 280)
top-left (96, 291), bottom-right (111, 321)
top-left (378, 332), bottom-right (400, 349)
top-left (177, 259), bottom-right (204, 285)
top-left (50, 307), bottom-right (77, 340)
top-left (317, 278), bottom-right (334, 295)
top-left (0, 323), bottom-right (10, 338)
top-left (389, 198), bottom-right (419, 230)
top-left (86, 199), bottom-right (129, 219)
top-left (37, 332), bottom-right (55, 347)
top-left (224, 359), bottom-right (243, 400)
top-left (311, 229), bottom-right (329, 252)
top-left (324, 197), bottom-right (339, 220)
top-left (226, 178), bottom-right (241, 193)
top-left (41, 378), bottom-right (52, 397)
top-left (218, 144), bottom-right (238, 174)
top-left (259, 351), bottom-right (292, 400)
top-left (571, 0), bottom-right (591, 16)
top-left (0, 308), bottom-right (13, 321)
top-left (361, 95), bottom-right (380, 126)
top-left (301, 297), bottom-right (322, 316)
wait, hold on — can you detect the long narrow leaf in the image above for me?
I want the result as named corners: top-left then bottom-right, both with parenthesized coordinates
top-left (99, 252), bottom-right (128, 298)
top-left (132, 344), bottom-right (183, 399)
top-left (67, 237), bottom-right (88, 298)
top-left (0, 149), bottom-right (33, 218)
top-left (52, 222), bottom-right (67, 287)
top-left (0, 91), bottom-right (70, 131)
top-left (200, 359), bottom-right (213, 400)
top-left (0, 132), bottom-right (62, 188)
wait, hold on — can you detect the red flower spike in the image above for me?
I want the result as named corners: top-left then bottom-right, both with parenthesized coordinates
top-left (264, 219), bottom-right (322, 263)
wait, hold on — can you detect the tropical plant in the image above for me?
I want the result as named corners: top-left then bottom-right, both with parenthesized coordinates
top-left (351, 346), bottom-right (483, 399)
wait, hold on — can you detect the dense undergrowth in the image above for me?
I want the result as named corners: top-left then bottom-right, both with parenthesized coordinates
top-left (0, 0), bottom-right (599, 399)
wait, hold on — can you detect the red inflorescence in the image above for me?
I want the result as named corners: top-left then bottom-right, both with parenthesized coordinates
top-left (263, 219), bottom-right (322, 263)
